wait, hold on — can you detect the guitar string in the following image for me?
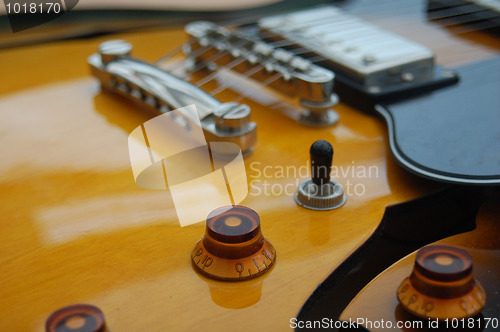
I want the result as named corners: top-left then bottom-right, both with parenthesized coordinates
top-left (190, 44), bottom-right (329, 93)
top-left (187, 6), bottom-right (395, 90)
top-left (195, 30), bottom-right (322, 97)
top-left (154, 38), bottom-right (195, 66)
top-left (207, 64), bottom-right (269, 96)
top-left (195, 57), bottom-right (248, 87)
top-left (192, 45), bottom-right (323, 87)
top-left (351, 0), bottom-right (494, 18)
top-left (155, 40), bottom-right (311, 93)
top-left (155, 30), bottom-right (317, 83)
top-left (319, 1), bottom-right (500, 37)
top-left (211, 1), bottom-right (500, 43)
top-left (181, 10), bottom-right (339, 85)
top-left (155, 40), bottom-right (223, 70)
top-left (426, 0), bottom-right (500, 13)
top-left (187, 38), bottom-right (256, 75)
top-left (215, 0), bottom-right (405, 26)
top-left (428, 13), bottom-right (500, 34)
top-left (230, 72), bottom-right (283, 103)
top-left (342, 0), bottom-right (500, 35)
top-left (254, 10), bottom-right (497, 51)
top-left (184, 0), bottom-right (402, 59)
top-left (185, 35), bottom-right (311, 82)
top-left (231, 2), bottom-right (500, 102)
top-left (172, 17), bottom-right (496, 87)
top-left (424, 17), bottom-right (500, 36)
top-left (201, 34), bottom-right (308, 95)
top-left (346, 0), bottom-right (427, 16)
top-left (155, 1), bottom-right (429, 70)
top-left (426, 4), bottom-right (500, 24)
top-left (345, 0), bottom-right (500, 35)
top-left (163, 10), bottom-right (310, 89)
top-left (156, 35), bottom-right (256, 74)
top-left (427, 5), bottom-right (490, 20)
top-left (154, 21), bottom-right (269, 67)
top-left (317, 0), bottom-right (500, 35)
top-left (185, 35), bottom-right (328, 88)
top-left (182, 12), bottom-right (418, 97)
top-left (207, 38), bottom-right (328, 101)
top-left (261, 2), bottom-right (500, 52)
top-left (421, 0), bottom-right (500, 33)
top-left (433, 18), bottom-right (500, 34)
top-left (224, 48), bottom-right (334, 103)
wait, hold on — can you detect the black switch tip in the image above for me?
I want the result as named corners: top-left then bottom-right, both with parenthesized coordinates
top-left (310, 140), bottom-right (334, 186)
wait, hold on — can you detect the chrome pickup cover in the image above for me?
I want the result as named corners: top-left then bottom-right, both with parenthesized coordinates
top-left (259, 6), bottom-right (435, 90)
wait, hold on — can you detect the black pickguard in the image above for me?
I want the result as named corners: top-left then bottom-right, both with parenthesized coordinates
top-left (376, 57), bottom-right (500, 185)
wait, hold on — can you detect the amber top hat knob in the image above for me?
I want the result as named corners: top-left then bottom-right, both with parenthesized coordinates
top-left (46, 304), bottom-right (108, 332)
top-left (192, 205), bottom-right (276, 281)
top-left (397, 244), bottom-right (486, 320)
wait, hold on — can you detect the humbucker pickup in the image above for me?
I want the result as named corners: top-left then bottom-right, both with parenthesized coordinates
top-left (258, 6), bottom-right (459, 111)
top-left (259, 6), bottom-right (436, 89)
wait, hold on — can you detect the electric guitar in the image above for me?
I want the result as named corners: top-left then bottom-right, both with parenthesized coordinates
top-left (0, 0), bottom-right (498, 331)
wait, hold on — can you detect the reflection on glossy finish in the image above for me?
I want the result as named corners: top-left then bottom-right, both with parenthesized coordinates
top-left (195, 270), bottom-right (270, 309)
top-left (45, 304), bottom-right (108, 332)
top-left (36, 191), bottom-right (177, 244)
top-left (308, 214), bottom-right (332, 247)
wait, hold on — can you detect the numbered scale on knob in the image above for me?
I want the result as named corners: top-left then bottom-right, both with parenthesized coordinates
top-left (45, 304), bottom-right (108, 332)
top-left (397, 244), bottom-right (486, 320)
top-left (191, 205), bottom-right (276, 281)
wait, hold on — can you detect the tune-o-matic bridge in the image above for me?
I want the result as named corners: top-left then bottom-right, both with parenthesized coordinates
top-left (88, 40), bottom-right (256, 154)
top-left (184, 21), bottom-right (339, 126)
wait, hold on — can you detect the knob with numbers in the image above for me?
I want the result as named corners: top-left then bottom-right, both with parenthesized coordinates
top-left (191, 205), bottom-right (276, 281)
top-left (45, 304), bottom-right (108, 332)
top-left (397, 244), bottom-right (486, 320)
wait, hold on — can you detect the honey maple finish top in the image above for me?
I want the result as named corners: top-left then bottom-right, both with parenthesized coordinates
top-left (0, 27), bottom-right (435, 331)
top-left (1, 4), bottom-right (499, 332)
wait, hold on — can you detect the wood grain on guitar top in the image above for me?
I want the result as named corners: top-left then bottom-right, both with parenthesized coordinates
top-left (0, 1), bottom-right (499, 331)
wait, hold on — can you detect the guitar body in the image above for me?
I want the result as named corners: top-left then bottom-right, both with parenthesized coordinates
top-left (0, 1), bottom-right (498, 330)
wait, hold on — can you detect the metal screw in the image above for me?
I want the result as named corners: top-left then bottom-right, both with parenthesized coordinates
top-left (99, 40), bottom-right (132, 64)
top-left (401, 72), bottom-right (415, 82)
top-left (214, 103), bottom-right (251, 132)
top-left (362, 55), bottom-right (377, 64)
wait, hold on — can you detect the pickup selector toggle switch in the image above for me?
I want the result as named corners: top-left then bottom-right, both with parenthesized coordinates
top-left (295, 140), bottom-right (346, 210)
